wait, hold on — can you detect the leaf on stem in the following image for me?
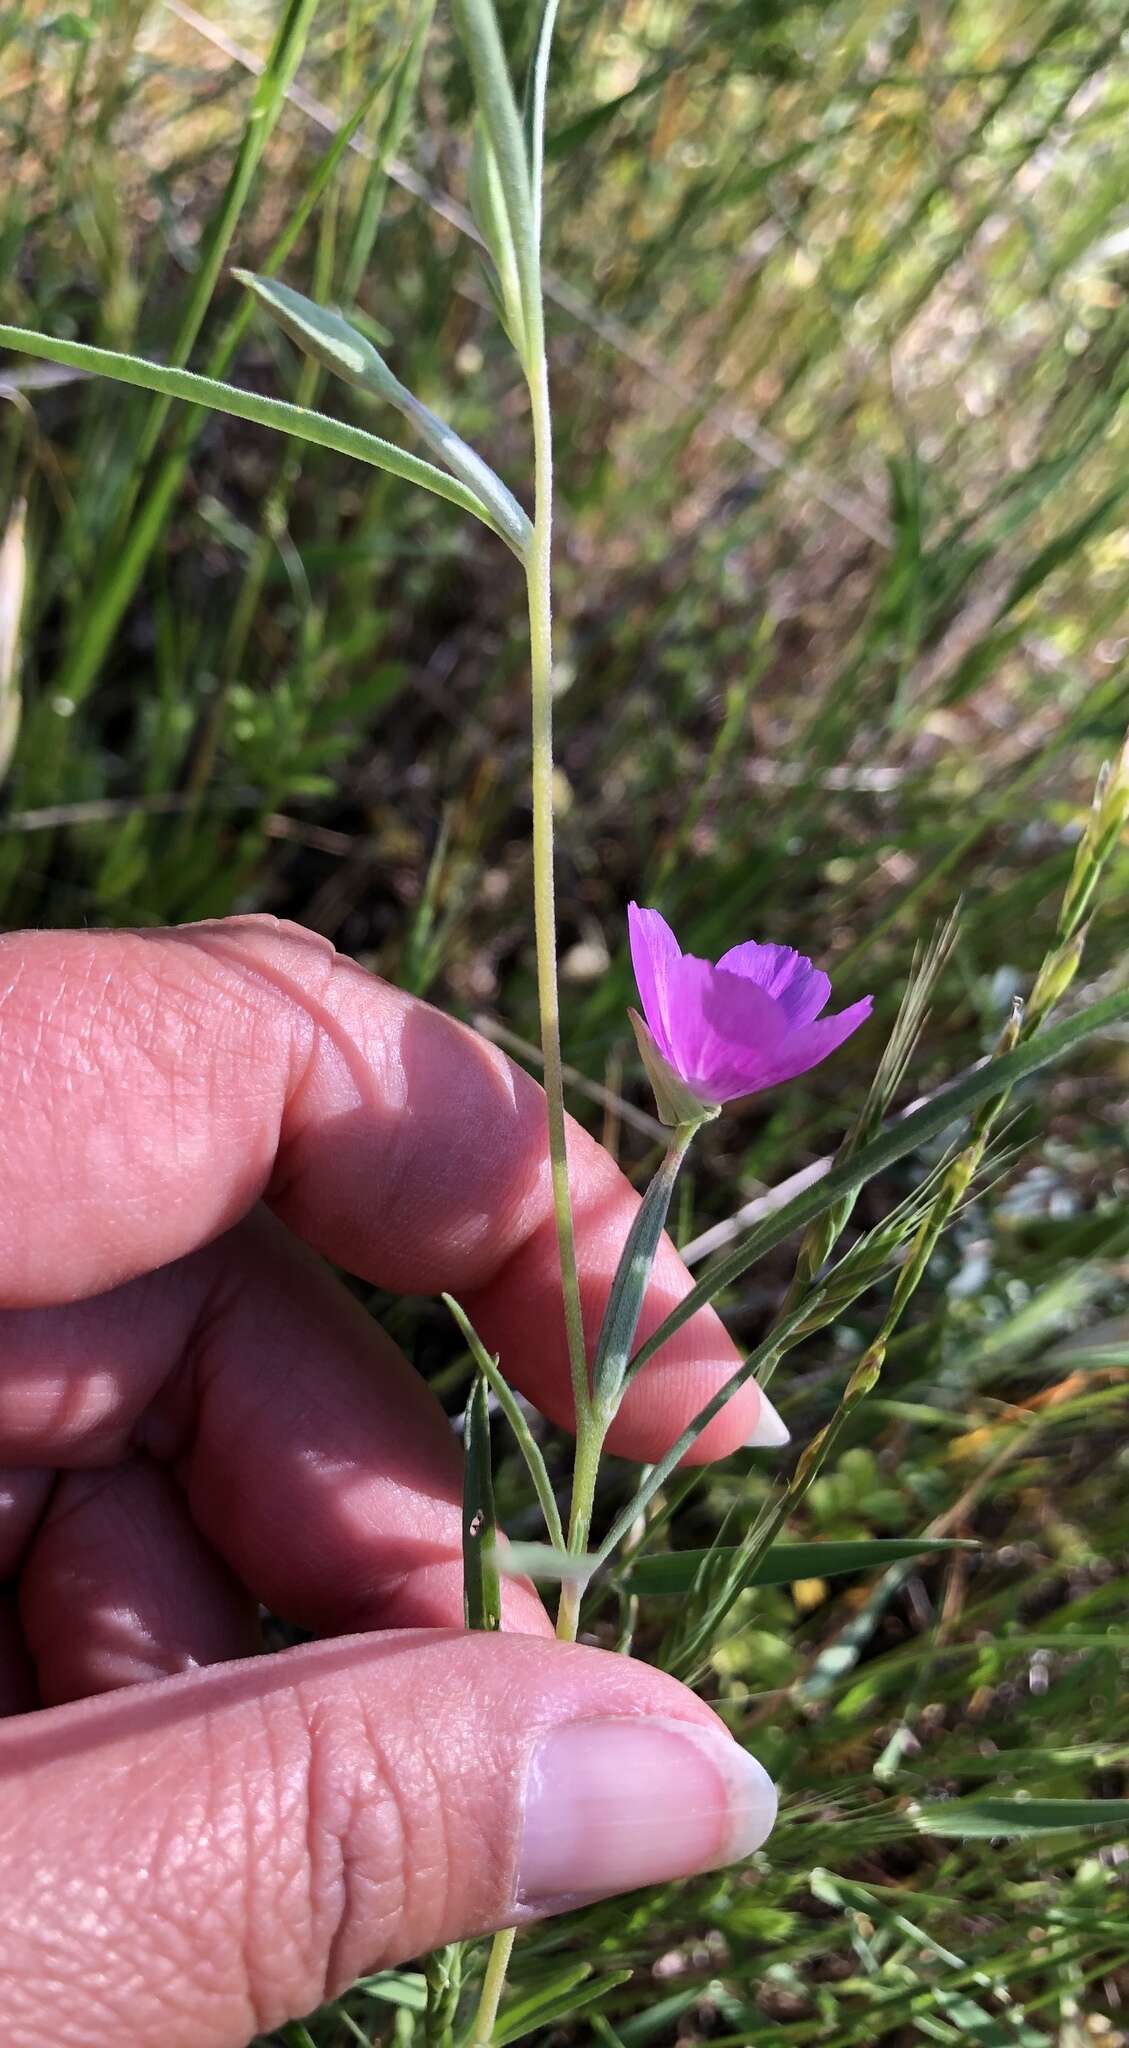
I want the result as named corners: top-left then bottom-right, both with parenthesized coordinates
top-left (0, 323), bottom-right (513, 542)
top-left (468, 122), bottom-right (526, 345)
top-left (494, 1969), bottom-right (633, 2045)
top-left (522, 0), bottom-right (563, 247)
top-left (443, 1294), bottom-right (565, 1550)
top-left (233, 270), bottom-right (402, 396)
top-left (234, 273), bottom-right (532, 557)
top-left (491, 1540), bottom-right (595, 1584)
top-left (462, 1372), bottom-right (501, 1632)
top-left (590, 1120), bottom-right (698, 1415)
top-left (450, 0), bottom-right (537, 353)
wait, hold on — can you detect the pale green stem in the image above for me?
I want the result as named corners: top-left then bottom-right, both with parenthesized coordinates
top-left (525, 312), bottom-right (589, 1438)
top-left (555, 1407), bottom-right (605, 1641)
top-left (467, 1926), bottom-right (516, 2048)
top-left (468, 268), bottom-right (591, 2048)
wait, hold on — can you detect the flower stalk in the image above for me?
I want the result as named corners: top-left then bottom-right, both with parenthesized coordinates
top-left (525, 318), bottom-right (590, 1444)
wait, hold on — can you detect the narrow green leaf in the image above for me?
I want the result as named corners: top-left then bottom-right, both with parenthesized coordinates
top-left (356, 1970), bottom-right (429, 2012)
top-left (591, 1122), bottom-right (697, 1413)
top-left (451, 0), bottom-right (536, 346)
top-left (626, 1537), bottom-right (979, 1597)
top-left (615, 1985), bottom-right (713, 2045)
top-left (341, 2), bottom-right (436, 303)
top-left (490, 1961), bottom-right (591, 2036)
top-left (523, 0), bottom-right (563, 247)
top-left (913, 1797), bottom-right (1129, 1840)
top-left (495, 1971), bottom-right (633, 2045)
top-left (443, 1295), bottom-right (565, 1550)
top-left (492, 1539), bottom-right (594, 1584)
top-left (121, 0), bottom-right (322, 490)
top-left (462, 1373), bottom-right (501, 1631)
top-left (469, 122), bottom-right (525, 343)
top-left (232, 270), bottom-right (401, 397)
top-left (51, 58), bottom-right (401, 709)
top-left (234, 275), bottom-right (532, 555)
top-left (0, 324), bottom-right (513, 544)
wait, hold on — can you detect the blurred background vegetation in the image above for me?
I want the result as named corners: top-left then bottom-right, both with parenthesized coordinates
top-left (2, 0), bottom-right (1128, 2042)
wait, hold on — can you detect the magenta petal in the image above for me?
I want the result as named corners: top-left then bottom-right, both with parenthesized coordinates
top-left (627, 902), bottom-right (683, 1062)
top-left (627, 904), bottom-right (871, 1109)
top-left (716, 940), bottom-right (831, 1027)
top-left (665, 957), bottom-right (788, 1101)
top-left (749, 995), bottom-right (875, 1091)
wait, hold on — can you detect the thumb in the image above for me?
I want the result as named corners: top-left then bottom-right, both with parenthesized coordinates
top-left (0, 1632), bottom-right (777, 2048)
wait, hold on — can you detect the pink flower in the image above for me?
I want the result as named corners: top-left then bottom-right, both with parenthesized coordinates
top-left (628, 903), bottom-right (872, 1111)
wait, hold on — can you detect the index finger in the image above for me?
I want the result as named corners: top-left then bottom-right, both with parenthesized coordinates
top-left (0, 919), bottom-right (783, 1461)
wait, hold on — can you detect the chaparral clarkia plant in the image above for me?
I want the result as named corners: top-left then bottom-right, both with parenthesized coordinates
top-left (5, 5), bottom-right (1129, 2044)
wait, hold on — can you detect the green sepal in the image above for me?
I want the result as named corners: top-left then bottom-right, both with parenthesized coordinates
top-left (629, 1008), bottom-right (720, 1128)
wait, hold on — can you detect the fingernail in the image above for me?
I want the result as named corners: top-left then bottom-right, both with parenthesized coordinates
top-left (744, 1388), bottom-right (790, 1448)
top-left (517, 1716), bottom-right (777, 1907)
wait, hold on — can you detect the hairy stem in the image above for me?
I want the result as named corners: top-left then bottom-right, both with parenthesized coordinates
top-left (469, 178), bottom-right (591, 2048)
top-left (555, 1410), bottom-right (605, 1641)
top-left (525, 313), bottom-right (589, 1438)
top-left (468, 1926), bottom-right (516, 2047)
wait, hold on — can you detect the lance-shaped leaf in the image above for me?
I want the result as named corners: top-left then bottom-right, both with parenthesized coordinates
top-left (233, 272), bottom-right (532, 557)
top-left (462, 1372), bottom-right (501, 1632)
top-left (590, 1118), bottom-right (698, 1416)
top-left (522, 0), bottom-right (562, 248)
top-left (0, 322), bottom-right (509, 540)
top-left (494, 1967), bottom-right (632, 2044)
top-left (451, 0), bottom-right (537, 351)
top-left (444, 1293), bottom-right (564, 1550)
top-left (498, 1533), bottom-right (980, 1599)
top-left (468, 121), bottom-right (525, 346)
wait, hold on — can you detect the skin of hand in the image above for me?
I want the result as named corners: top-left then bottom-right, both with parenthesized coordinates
top-left (0, 917), bottom-right (779, 2048)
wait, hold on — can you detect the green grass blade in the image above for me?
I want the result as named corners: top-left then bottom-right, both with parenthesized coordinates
top-left (524, 0), bottom-right (562, 249)
top-left (591, 1124), bottom-right (694, 1414)
top-left (913, 1798), bottom-right (1129, 1840)
top-left (43, 62), bottom-right (395, 716)
top-left (628, 985), bottom-right (1129, 1379)
top-left (495, 1970), bottom-right (633, 2045)
top-left (107, 0), bottom-right (323, 512)
top-left (626, 1538), bottom-right (979, 1597)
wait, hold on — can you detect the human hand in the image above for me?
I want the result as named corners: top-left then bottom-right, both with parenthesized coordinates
top-left (0, 918), bottom-right (780, 2047)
